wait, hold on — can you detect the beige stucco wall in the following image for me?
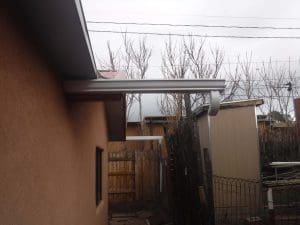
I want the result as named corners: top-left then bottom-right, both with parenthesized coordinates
top-left (0, 11), bottom-right (108, 225)
top-left (209, 106), bottom-right (260, 179)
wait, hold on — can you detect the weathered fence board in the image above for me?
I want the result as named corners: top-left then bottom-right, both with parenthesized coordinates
top-left (108, 151), bottom-right (136, 202)
top-left (108, 148), bottom-right (161, 203)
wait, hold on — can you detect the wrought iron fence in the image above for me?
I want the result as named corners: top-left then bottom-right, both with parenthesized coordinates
top-left (262, 183), bottom-right (300, 225)
top-left (211, 175), bottom-right (300, 225)
top-left (212, 175), bottom-right (264, 225)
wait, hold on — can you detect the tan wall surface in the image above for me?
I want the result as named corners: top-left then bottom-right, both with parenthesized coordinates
top-left (210, 106), bottom-right (260, 179)
top-left (0, 11), bottom-right (108, 225)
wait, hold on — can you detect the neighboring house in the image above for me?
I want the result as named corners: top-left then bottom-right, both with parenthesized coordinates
top-left (0, 2), bottom-right (125, 225)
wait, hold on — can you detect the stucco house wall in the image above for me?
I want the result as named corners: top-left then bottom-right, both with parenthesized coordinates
top-left (0, 10), bottom-right (108, 225)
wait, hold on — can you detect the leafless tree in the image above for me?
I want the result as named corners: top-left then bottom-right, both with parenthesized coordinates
top-left (238, 53), bottom-right (259, 99)
top-left (124, 36), bottom-right (152, 131)
top-left (121, 35), bottom-right (137, 121)
top-left (159, 37), bottom-right (189, 118)
top-left (106, 41), bottom-right (119, 71)
top-left (270, 61), bottom-right (295, 119)
top-left (258, 59), bottom-right (277, 115)
top-left (257, 58), bottom-right (298, 120)
top-left (100, 40), bottom-right (136, 122)
top-left (222, 58), bottom-right (242, 102)
top-left (99, 38), bottom-right (135, 123)
top-left (159, 37), bottom-right (228, 117)
top-left (184, 37), bottom-right (224, 107)
top-left (101, 35), bottom-right (152, 127)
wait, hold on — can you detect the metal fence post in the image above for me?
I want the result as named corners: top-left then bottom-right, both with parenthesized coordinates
top-left (267, 188), bottom-right (275, 225)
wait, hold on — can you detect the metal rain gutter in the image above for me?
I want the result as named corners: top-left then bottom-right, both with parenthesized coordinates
top-left (126, 135), bottom-right (164, 145)
top-left (64, 79), bottom-right (225, 94)
top-left (64, 78), bottom-right (226, 116)
top-left (270, 162), bottom-right (300, 168)
top-left (126, 135), bottom-right (164, 141)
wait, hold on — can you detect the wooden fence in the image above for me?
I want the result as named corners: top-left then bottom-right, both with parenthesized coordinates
top-left (108, 151), bottom-right (136, 202)
top-left (259, 125), bottom-right (300, 167)
top-left (108, 146), bottom-right (161, 203)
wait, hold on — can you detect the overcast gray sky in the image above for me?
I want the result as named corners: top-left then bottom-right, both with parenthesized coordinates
top-left (81, 0), bottom-right (300, 120)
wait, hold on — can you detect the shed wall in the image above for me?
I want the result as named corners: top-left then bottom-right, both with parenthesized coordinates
top-left (210, 106), bottom-right (260, 179)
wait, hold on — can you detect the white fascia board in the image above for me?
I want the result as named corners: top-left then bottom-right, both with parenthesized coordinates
top-left (64, 79), bottom-right (225, 94)
top-left (126, 136), bottom-right (164, 144)
top-left (126, 136), bottom-right (164, 141)
top-left (270, 162), bottom-right (300, 167)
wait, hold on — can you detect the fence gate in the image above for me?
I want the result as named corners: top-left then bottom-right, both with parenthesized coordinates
top-left (108, 151), bottom-right (136, 202)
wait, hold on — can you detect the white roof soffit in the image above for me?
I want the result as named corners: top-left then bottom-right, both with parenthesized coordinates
top-left (64, 79), bottom-right (225, 94)
top-left (65, 79), bottom-right (225, 116)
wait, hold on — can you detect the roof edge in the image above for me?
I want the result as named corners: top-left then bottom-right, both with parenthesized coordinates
top-left (194, 98), bottom-right (264, 117)
top-left (74, 0), bottom-right (97, 77)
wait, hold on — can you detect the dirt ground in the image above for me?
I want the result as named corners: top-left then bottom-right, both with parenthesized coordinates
top-left (109, 217), bottom-right (149, 225)
top-left (109, 211), bottom-right (152, 225)
top-left (109, 210), bottom-right (172, 225)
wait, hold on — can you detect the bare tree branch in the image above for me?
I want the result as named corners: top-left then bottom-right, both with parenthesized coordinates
top-left (159, 37), bottom-right (189, 118)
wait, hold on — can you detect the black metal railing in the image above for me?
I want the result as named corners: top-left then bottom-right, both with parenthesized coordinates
top-left (262, 182), bottom-right (300, 225)
top-left (209, 175), bottom-right (300, 225)
top-left (212, 175), bottom-right (264, 225)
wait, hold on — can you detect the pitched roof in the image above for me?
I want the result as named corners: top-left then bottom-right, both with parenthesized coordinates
top-left (194, 98), bottom-right (264, 117)
top-left (14, 0), bottom-right (97, 80)
top-left (99, 70), bottom-right (127, 79)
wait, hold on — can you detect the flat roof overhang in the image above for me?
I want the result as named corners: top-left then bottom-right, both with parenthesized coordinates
top-left (64, 79), bottom-right (226, 94)
top-left (65, 78), bottom-right (225, 141)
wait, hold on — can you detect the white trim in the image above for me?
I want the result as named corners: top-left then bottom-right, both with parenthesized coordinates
top-left (269, 162), bottom-right (300, 168)
top-left (267, 188), bottom-right (274, 210)
top-left (126, 136), bottom-right (164, 145)
top-left (126, 136), bottom-right (164, 142)
top-left (64, 79), bottom-right (225, 94)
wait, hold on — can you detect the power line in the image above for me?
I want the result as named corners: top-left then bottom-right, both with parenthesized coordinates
top-left (87, 21), bottom-right (300, 30)
top-left (225, 76), bottom-right (300, 82)
top-left (124, 60), bottom-right (299, 68)
top-left (224, 84), bottom-right (300, 90)
top-left (224, 94), bottom-right (295, 98)
top-left (89, 12), bottom-right (300, 21)
top-left (88, 29), bottom-right (300, 39)
top-left (181, 14), bottom-right (300, 21)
